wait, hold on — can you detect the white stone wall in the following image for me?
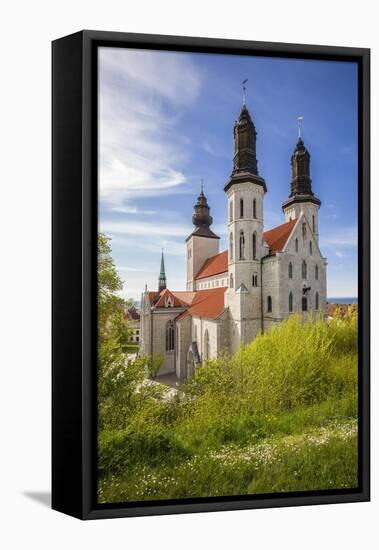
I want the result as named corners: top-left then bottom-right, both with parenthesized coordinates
top-left (283, 201), bottom-right (320, 243)
top-left (195, 272), bottom-right (228, 290)
top-left (175, 315), bottom-right (192, 379)
top-left (262, 214), bottom-right (327, 331)
top-left (226, 181), bottom-right (265, 350)
top-left (149, 308), bottom-right (186, 376)
top-left (186, 235), bottom-right (219, 291)
top-left (262, 256), bottom-right (281, 332)
top-left (139, 292), bottom-right (152, 356)
top-left (190, 315), bottom-right (229, 362)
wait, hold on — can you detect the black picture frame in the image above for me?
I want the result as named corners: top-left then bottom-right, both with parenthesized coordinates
top-left (52, 30), bottom-right (370, 520)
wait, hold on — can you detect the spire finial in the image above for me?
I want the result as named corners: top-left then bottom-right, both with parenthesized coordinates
top-left (200, 177), bottom-right (204, 193)
top-left (297, 116), bottom-right (304, 139)
top-left (242, 79), bottom-right (248, 106)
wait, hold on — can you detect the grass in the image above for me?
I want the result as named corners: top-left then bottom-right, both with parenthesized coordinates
top-left (98, 310), bottom-right (358, 503)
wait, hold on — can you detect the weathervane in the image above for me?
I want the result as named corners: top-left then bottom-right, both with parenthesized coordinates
top-left (242, 79), bottom-right (248, 106)
top-left (297, 116), bottom-right (304, 139)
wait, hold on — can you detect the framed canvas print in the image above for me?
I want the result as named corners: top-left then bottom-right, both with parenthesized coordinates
top-left (52, 30), bottom-right (370, 519)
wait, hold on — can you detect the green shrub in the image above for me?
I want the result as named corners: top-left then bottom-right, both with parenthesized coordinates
top-left (98, 310), bottom-right (358, 501)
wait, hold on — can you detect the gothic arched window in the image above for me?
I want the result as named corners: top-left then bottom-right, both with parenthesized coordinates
top-left (288, 262), bottom-right (293, 279)
top-left (229, 232), bottom-right (234, 261)
top-left (252, 232), bottom-right (257, 259)
top-left (204, 329), bottom-right (210, 360)
top-left (166, 320), bottom-right (175, 351)
top-left (230, 273), bottom-right (234, 288)
top-left (302, 260), bottom-right (307, 280)
top-left (289, 291), bottom-right (293, 312)
top-left (252, 273), bottom-right (258, 287)
top-left (309, 241), bottom-right (313, 255)
top-left (267, 295), bottom-right (272, 313)
top-left (315, 291), bottom-right (319, 310)
top-left (315, 264), bottom-right (319, 280)
top-left (302, 296), bottom-right (308, 312)
top-left (253, 198), bottom-right (257, 219)
top-left (239, 230), bottom-right (245, 260)
top-left (230, 200), bottom-right (233, 222)
top-left (312, 215), bottom-right (316, 233)
top-left (295, 238), bottom-right (299, 253)
top-left (240, 198), bottom-right (244, 218)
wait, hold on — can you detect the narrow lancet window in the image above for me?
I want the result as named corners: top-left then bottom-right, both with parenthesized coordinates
top-left (240, 198), bottom-right (244, 218)
top-left (239, 231), bottom-right (245, 260)
top-left (166, 320), bottom-right (175, 351)
top-left (289, 291), bottom-right (293, 312)
top-left (302, 260), bottom-right (307, 279)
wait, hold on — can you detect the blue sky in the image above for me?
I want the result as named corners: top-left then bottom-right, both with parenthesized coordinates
top-left (99, 47), bottom-right (358, 302)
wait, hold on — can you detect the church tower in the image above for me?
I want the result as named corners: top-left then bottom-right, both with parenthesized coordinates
top-left (224, 86), bottom-right (267, 351)
top-left (158, 250), bottom-right (167, 293)
top-left (282, 120), bottom-right (321, 241)
top-left (186, 186), bottom-right (220, 291)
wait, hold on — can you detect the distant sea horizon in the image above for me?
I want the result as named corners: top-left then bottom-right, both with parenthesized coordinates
top-left (327, 297), bottom-right (358, 305)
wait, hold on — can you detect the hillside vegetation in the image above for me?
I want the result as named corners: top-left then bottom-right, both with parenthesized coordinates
top-left (98, 310), bottom-right (358, 503)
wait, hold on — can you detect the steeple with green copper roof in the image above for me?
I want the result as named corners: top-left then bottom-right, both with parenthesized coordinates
top-left (158, 250), bottom-right (167, 293)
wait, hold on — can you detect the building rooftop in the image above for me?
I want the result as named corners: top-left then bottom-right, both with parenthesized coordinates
top-left (125, 305), bottom-right (140, 321)
top-left (263, 218), bottom-right (297, 254)
top-left (195, 250), bottom-right (228, 280)
top-left (175, 288), bottom-right (227, 321)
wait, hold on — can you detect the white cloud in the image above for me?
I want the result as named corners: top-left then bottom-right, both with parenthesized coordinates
top-left (100, 219), bottom-right (191, 238)
top-left (99, 47), bottom-right (203, 210)
top-left (111, 205), bottom-right (156, 215)
top-left (322, 226), bottom-right (357, 248)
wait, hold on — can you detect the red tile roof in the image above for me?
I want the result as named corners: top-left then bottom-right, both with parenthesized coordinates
top-left (327, 302), bottom-right (358, 318)
top-left (264, 218), bottom-right (297, 254)
top-left (147, 289), bottom-right (196, 308)
top-left (125, 306), bottom-right (140, 321)
top-left (175, 288), bottom-right (227, 321)
top-left (195, 250), bottom-right (228, 280)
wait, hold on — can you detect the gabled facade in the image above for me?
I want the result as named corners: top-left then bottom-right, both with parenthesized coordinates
top-left (140, 96), bottom-right (327, 379)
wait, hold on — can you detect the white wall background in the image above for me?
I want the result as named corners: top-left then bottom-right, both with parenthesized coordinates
top-left (0, 1), bottom-right (376, 547)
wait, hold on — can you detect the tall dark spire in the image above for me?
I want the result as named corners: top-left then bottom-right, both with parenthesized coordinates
top-left (232, 104), bottom-right (258, 176)
top-left (290, 137), bottom-right (313, 196)
top-left (186, 184), bottom-right (220, 242)
top-left (282, 131), bottom-right (321, 210)
top-left (158, 250), bottom-right (167, 293)
top-left (224, 89), bottom-right (266, 193)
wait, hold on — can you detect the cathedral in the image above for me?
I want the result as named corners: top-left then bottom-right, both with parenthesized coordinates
top-left (140, 96), bottom-right (327, 380)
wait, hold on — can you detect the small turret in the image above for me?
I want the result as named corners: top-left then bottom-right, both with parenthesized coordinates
top-left (186, 183), bottom-right (220, 291)
top-left (187, 185), bottom-right (219, 241)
